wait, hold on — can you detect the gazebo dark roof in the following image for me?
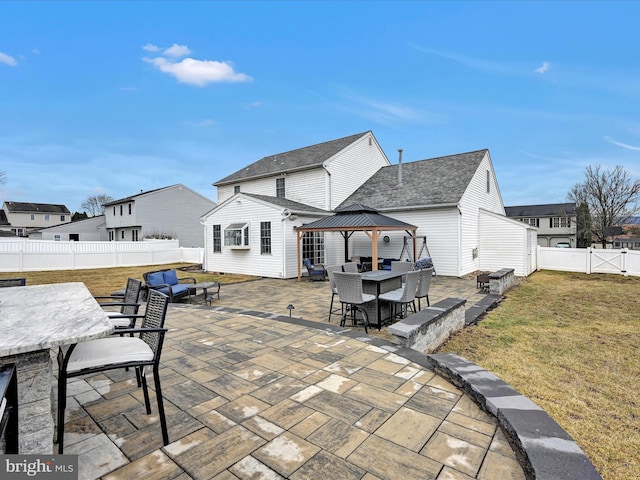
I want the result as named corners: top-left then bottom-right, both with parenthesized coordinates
top-left (294, 204), bottom-right (418, 279)
top-left (297, 204), bottom-right (416, 231)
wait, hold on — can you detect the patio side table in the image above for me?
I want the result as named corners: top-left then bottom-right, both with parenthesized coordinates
top-left (189, 282), bottom-right (220, 305)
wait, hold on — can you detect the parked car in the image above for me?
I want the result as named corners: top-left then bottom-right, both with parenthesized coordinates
top-left (555, 242), bottom-right (571, 248)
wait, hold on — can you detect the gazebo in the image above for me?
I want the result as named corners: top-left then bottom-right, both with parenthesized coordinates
top-left (294, 204), bottom-right (418, 280)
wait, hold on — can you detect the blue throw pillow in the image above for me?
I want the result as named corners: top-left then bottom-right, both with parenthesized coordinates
top-left (147, 272), bottom-right (164, 286)
top-left (163, 269), bottom-right (179, 285)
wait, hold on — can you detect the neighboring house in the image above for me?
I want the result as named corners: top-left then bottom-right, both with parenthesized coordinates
top-left (202, 131), bottom-right (390, 278)
top-left (0, 201), bottom-right (71, 237)
top-left (104, 184), bottom-right (216, 248)
top-left (28, 215), bottom-right (107, 241)
top-left (203, 131), bottom-right (536, 278)
top-left (505, 203), bottom-right (577, 247)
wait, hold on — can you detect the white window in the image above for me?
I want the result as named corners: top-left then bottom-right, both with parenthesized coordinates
top-left (44, 214), bottom-right (50, 221)
top-left (276, 178), bottom-right (285, 198)
top-left (60, 215), bottom-right (66, 221)
top-left (302, 232), bottom-right (325, 264)
top-left (54, 235), bottom-right (61, 241)
top-left (552, 217), bottom-right (570, 228)
top-left (212, 225), bottom-right (221, 253)
top-left (521, 218), bottom-right (538, 227)
top-left (30, 214), bottom-right (35, 221)
top-left (260, 221), bottom-right (271, 254)
top-left (224, 223), bottom-right (250, 248)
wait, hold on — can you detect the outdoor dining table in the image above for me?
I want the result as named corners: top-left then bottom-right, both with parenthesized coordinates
top-left (0, 282), bottom-right (114, 453)
top-left (360, 270), bottom-right (405, 329)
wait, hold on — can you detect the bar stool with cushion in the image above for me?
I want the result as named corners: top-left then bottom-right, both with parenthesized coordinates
top-left (379, 270), bottom-right (421, 320)
top-left (325, 265), bottom-right (343, 323)
top-left (341, 262), bottom-right (359, 273)
top-left (414, 267), bottom-right (434, 311)
top-left (333, 272), bottom-right (376, 334)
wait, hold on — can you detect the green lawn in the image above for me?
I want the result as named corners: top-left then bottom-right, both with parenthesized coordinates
top-left (0, 263), bottom-right (257, 297)
top-left (438, 270), bottom-right (640, 480)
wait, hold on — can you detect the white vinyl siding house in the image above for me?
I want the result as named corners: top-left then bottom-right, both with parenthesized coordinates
top-left (341, 149), bottom-right (527, 277)
top-left (2, 202), bottom-right (71, 236)
top-left (204, 133), bottom-right (536, 279)
top-left (505, 203), bottom-right (577, 248)
top-left (28, 215), bottom-right (108, 241)
top-left (203, 132), bottom-right (390, 278)
top-left (104, 184), bottom-right (216, 248)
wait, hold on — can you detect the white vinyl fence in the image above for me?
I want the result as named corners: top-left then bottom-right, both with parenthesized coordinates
top-left (0, 238), bottom-right (204, 272)
top-left (537, 246), bottom-right (640, 276)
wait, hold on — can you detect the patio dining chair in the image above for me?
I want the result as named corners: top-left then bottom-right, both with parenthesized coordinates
top-left (379, 270), bottom-right (420, 320)
top-left (94, 278), bottom-right (143, 329)
top-left (413, 267), bottom-right (434, 311)
top-left (333, 272), bottom-right (376, 334)
top-left (56, 289), bottom-right (170, 453)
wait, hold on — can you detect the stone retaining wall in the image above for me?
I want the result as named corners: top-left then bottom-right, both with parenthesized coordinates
top-left (489, 268), bottom-right (515, 295)
top-left (387, 298), bottom-right (466, 353)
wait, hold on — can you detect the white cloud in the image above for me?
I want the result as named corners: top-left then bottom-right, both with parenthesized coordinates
top-left (143, 56), bottom-right (252, 86)
top-left (163, 43), bottom-right (191, 58)
top-left (603, 136), bottom-right (640, 151)
top-left (184, 118), bottom-right (216, 127)
top-left (535, 62), bottom-right (550, 74)
top-left (0, 52), bottom-right (17, 66)
top-left (31, 48), bottom-right (40, 55)
top-left (142, 43), bottom-right (161, 52)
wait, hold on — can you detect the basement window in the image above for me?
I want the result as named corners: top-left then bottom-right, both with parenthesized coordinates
top-left (224, 223), bottom-right (250, 249)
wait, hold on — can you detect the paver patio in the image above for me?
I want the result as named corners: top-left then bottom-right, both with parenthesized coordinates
top-left (60, 276), bottom-right (526, 479)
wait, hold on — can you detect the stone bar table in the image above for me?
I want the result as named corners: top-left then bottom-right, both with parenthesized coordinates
top-left (0, 282), bottom-right (114, 453)
top-left (360, 270), bottom-right (404, 329)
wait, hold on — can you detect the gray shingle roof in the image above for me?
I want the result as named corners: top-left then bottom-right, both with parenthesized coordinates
top-left (505, 203), bottom-right (576, 217)
top-left (214, 131), bottom-right (371, 186)
top-left (243, 193), bottom-right (329, 214)
top-left (3, 202), bottom-right (70, 214)
top-left (339, 149), bottom-right (488, 210)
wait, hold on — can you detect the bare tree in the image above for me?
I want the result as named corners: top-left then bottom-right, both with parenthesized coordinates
top-left (81, 193), bottom-right (113, 217)
top-left (0, 171), bottom-right (6, 186)
top-left (569, 165), bottom-right (640, 248)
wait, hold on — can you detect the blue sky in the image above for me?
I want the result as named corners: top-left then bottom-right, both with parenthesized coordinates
top-left (1, 1), bottom-right (640, 213)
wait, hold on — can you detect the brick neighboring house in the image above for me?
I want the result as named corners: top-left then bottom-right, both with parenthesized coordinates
top-left (0, 201), bottom-right (71, 237)
top-left (505, 203), bottom-right (577, 247)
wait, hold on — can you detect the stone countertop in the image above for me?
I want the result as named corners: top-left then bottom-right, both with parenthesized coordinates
top-left (0, 282), bottom-right (115, 357)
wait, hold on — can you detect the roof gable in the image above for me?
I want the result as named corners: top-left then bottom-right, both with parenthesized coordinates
top-left (214, 131), bottom-right (371, 186)
top-left (339, 149), bottom-right (488, 210)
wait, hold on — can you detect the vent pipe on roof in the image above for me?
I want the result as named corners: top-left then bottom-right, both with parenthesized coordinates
top-left (398, 148), bottom-right (403, 186)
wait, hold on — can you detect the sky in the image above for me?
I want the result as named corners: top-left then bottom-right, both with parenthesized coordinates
top-left (1, 1), bottom-right (640, 213)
